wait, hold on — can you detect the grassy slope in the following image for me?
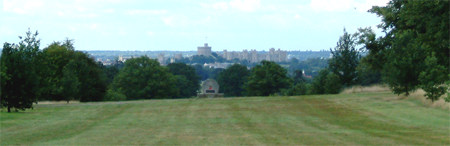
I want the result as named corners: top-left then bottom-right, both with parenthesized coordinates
top-left (1, 91), bottom-right (449, 145)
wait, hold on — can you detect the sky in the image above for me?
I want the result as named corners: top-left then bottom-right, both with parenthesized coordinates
top-left (1, 0), bottom-right (389, 51)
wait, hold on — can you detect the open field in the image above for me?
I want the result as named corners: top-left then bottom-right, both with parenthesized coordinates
top-left (1, 91), bottom-right (449, 145)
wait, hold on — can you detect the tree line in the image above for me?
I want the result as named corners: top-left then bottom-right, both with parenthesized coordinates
top-left (1, 0), bottom-right (448, 112)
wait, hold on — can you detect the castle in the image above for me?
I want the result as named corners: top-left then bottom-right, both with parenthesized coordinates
top-left (197, 43), bottom-right (212, 56)
top-left (221, 48), bottom-right (287, 63)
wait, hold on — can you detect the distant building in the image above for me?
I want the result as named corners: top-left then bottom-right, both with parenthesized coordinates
top-left (157, 53), bottom-right (165, 65)
top-left (197, 43), bottom-right (212, 56)
top-left (118, 55), bottom-right (133, 62)
top-left (219, 48), bottom-right (288, 63)
top-left (174, 53), bottom-right (183, 60)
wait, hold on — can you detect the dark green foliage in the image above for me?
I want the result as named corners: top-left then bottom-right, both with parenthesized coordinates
top-left (310, 69), bottom-right (342, 94)
top-left (72, 52), bottom-right (107, 102)
top-left (418, 53), bottom-right (447, 101)
top-left (245, 61), bottom-right (291, 96)
top-left (190, 55), bottom-right (215, 64)
top-left (193, 64), bottom-right (209, 80)
top-left (324, 73), bottom-right (342, 94)
top-left (59, 60), bottom-right (80, 103)
top-left (111, 56), bottom-right (177, 99)
top-left (167, 63), bottom-right (200, 98)
top-left (328, 29), bottom-right (360, 86)
top-left (310, 69), bottom-right (329, 94)
top-left (293, 70), bottom-right (306, 84)
top-left (283, 70), bottom-right (309, 96)
top-left (0, 30), bottom-right (41, 112)
top-left (193, 64), bottom-right (224, 81)
top-left (102, 64), bottom-right (120, 85)
top-left (40, 41), bottom-right (77, 101)
top-left (382, 32), bottom-right (423, 96)
top-left (288, 58), bottom-right (329, 77)
top-left (282, 81), bottom-right (308, 96)
top-left (41, 40), bottom-right (107, 102)
top-left (356, 58), bottom-right (381, 86)
top-left (366, 0), bottom-right (449, 100)
top-left (104, 89), bottom-right (127, 101)
top-left (217, 64), bottom-right (250, 97)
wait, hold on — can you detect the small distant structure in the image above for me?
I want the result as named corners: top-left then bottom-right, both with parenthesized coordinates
top-left (158, 53), bottom-right (165, 65)
top-left (118, 55), bottom-right (133, 62)
top-left (174, 53), bottom-right (183, 60)
top-left (197, 79), bottom-right (223, 98)
top-left (197, 43), bottom-right (212, 56)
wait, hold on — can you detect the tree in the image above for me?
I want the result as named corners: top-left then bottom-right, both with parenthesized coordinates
top-left (0, 29), bottom-right (41, 112)
top-left (40, 40), bottom-right (107, 102)
top-left (167, 63), bottom-right (200, 98)
top-left (324, 73), bottom-right (342, 94)
top-left (356, 58), bottom-right (381, 86)
top-left (59, 60), bottom-right (80, 103)
top-left (310, 69), bottom-right (329, 94)
top-left (217, 64), bottom-right (250, 97)
top-left (72, 51), bottom-right (107, 102)
top-left (40, 41), bottom-right (77, 101)
top-left (328, 29), bottom-right (360, 86)
top-left (283, 81), bottom-right (308, 96)
top-left (418, 53), bottom-right (447, 102)
top-left (110, 56), bottom-right (177, 99)
top-left (366, 0), bottom-right (449, 99)
top-left (310, 69), bottom-right (342, 94)
top-left (245, 61), bottom-right (291, 96)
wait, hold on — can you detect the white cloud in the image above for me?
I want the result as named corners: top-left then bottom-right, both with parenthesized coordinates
top-left (229, 0), bottom-right (260, 12)
top-left (201, 0), bottom-right (261, 12)
top-left (127, 10), bottom-right (168, 16)
top-left (162, 15), bottom-right (212, 27)
top-left (308, 0), bottom-right (389, 12)
top-left (146, 31), bottom-right (154, 36)
top-left (3, 0), bottom-right (44, 15)
top-left (310, 0), bottom-right (352, 12)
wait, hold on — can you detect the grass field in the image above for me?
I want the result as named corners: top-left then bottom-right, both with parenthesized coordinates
top-left (1, 91), bottom-right (449, 145)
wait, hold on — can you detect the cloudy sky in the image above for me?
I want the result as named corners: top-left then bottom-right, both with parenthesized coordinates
top-left (1, 0), bottom-right (389, 51)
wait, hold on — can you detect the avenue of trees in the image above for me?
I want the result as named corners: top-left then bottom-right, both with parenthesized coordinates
top-left (1, 0), bottom-right (448, 112)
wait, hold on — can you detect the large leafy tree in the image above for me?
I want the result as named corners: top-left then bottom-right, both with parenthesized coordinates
top-left (328, 29), bottom-right (360, 86)
top-left (364, 0), bottom-right (449, 99)
top-left (59, 60), bottom-right (80, 103)
top-left (217, 64), bottom-right (250, 97)
top-left (41, 40), bottom-right (107, 102)
top-left (111, 56), bottom-right (177, 99)
top-left (40, 40), bottom-right (77, 101)
top-left (73, 52), bottom-right (108, 102)
top-left (245, 61), bottom-right (291, 96)
top-left (0, 29), bottom-right (41, 112)
top-left (167, 63), bottom-right (200, 98)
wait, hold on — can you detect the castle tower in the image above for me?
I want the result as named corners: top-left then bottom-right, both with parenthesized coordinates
top-left (197, 43), bottom-right (212, 56)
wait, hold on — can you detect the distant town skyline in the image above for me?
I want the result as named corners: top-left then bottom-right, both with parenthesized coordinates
top-left (1, 0), bottom-right (389, 51)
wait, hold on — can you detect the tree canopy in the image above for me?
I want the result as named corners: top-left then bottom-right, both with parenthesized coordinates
top-left (328, 29), bottom-right (360, 86)
top-left (362, 0), bottom-right (449, 100)
top-left (1, 29), bottom-right (41, 112)
top-left (245, 61), bottom-right (291, 96)
top-left (167, 63), bottom-right (200, 98)
top-left (217, 64), bottom-right (250, 97)
top-left (111, 56), bottom-right (177, 99)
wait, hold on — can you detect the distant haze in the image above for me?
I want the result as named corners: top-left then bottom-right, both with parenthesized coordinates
top-left (1, 0), bottom-right (389, 51)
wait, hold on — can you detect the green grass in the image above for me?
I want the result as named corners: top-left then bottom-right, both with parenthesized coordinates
top-left (1, 91), bottom-right (449, 145)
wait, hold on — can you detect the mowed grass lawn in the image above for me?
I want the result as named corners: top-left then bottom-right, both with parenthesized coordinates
top-left (1, 91), bottom-right (449, 145)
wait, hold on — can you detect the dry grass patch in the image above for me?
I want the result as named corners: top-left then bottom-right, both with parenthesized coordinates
top-left (341, 85), bottom-right (390, 94)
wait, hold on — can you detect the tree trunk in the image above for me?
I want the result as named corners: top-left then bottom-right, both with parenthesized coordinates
top-left (67, 100), bottom-right (69, 104)
top-left (7, 106), bottom-right (11, 113)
